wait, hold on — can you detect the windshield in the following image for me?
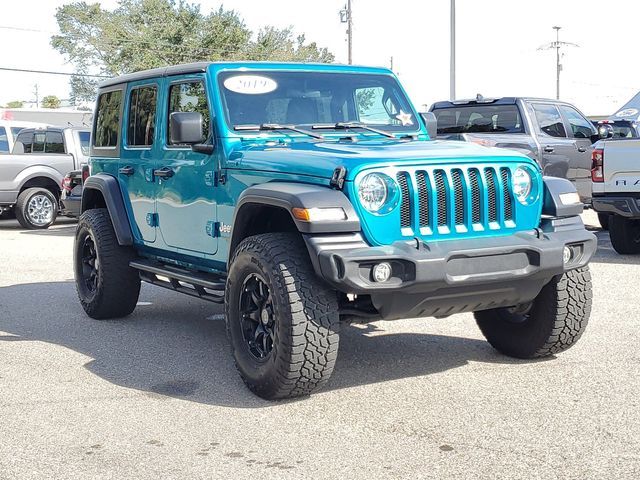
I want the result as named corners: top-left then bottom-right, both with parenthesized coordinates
top-left (606, 121), bottom-right (638, 139)
top-left (433, 104), bottom-right (524, 134)
top-left (218, 71), bottom-right (418, 134)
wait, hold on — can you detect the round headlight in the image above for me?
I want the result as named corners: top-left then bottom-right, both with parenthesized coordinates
top-left (512, 167), bottom-right (532, 204)
top-left (358, 173), bottom-right (389, 212)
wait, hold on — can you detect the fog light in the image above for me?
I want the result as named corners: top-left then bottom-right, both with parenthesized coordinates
top-left (563, 246), bottom-right (572, 264)
top-left (372, 262), bottom-right (392, 282)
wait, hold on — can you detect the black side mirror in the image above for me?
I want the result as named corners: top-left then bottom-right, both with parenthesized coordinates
top-left (169, 111), bottom-right (205, 145)
top-left (420, 112), bottom-right (437, 140)
top-left (597, 124), bottom-right (614, 140)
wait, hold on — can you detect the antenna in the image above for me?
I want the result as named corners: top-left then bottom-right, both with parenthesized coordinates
top-left (537, 26), bottom-right (579, 99)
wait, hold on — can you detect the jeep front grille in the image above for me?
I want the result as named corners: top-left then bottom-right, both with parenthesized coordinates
top-left (396, 166), bottom-right (514, 235)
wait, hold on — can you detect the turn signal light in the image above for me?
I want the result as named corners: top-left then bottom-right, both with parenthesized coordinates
top-left (292, 207), bottom-right (346, 222)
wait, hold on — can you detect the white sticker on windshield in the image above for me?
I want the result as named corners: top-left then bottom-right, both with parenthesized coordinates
top-left (223, 75), bottom-right (278, 95)
top-left (395, 110), bottom-right (414, 126)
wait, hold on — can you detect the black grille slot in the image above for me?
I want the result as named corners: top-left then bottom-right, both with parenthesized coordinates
top-left (435, 170), bottom-right (448, 226)
top-left (452, 169), bottom-right (464, 225)
top-left (397, 172), bottom-right (411, 228)
top-left (469, 169), bottom-right (481, 224)
top-left (416, 171), bottom-right (430, 227)
top-left (500, 168), bottom-right (513, 221)
top-left (485, 168), bottom-right (498, 223)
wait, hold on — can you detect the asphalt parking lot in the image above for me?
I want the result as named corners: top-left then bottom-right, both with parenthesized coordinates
top-left (0, 211), bottom-right (638, 480)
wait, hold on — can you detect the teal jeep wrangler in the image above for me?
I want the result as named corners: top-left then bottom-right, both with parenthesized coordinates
top-left (74, 62), bottom-right (596, 399)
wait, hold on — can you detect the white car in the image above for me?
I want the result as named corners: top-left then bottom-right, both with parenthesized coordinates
top-left (0, 120), bottom-right (50, 154)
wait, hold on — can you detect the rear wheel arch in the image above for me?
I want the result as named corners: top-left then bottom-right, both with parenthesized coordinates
top-left (19, 176), bottom-right (61, 200)
top-left (81, 174), bottom-right (133, 246)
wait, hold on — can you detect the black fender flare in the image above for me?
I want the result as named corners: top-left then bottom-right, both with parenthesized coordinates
top-left (542, 176), bottom-right (583, 218)
top-left (81, 173), bottom-right (134, 245)
top-left (233, 182), bottom-right (360, 235)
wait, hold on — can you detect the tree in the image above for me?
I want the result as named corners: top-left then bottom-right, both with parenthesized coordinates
top-left (52, 0), bottom-right (334, 100)
top-left (42, 96), bottom-right (62, 109)
top-left (69, 75), bottom-right (99, 105)
top-left (5, 100), bottom-right (24, 108)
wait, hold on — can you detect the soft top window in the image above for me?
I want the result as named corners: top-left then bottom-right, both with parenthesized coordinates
top-left (94, 90), bottom-right (122, 148)
top-left (433, 104), bottom-right (524, 135)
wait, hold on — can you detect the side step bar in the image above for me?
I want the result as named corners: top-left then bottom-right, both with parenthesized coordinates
top-left (130, 260), bottom-right (226, 304)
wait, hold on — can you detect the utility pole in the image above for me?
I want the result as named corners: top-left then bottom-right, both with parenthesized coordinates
top-left (390, 56), bottom-right (394, 71)
top-left (33, 84), bottom-right (39, 108)
top-left (450, 0), bottom-right (456, 100)
top-left (537, 26), bottom-right (579, 100)
top-left (340, 1), bottom-right (353, 64)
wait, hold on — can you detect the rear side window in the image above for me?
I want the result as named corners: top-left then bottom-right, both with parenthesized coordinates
top-left (32, 132), bottom-right (45, 153)
top-left (168, 81), bottom-right (210, 144)
top-left (0, 127), bottom-right (8, 152)
top-left (433, 104), bottom-right (524, 134)
top-left (78, 131), bottom-right (91, 155)
top-left (532, 104), bottom-right (566, 138)
top-left (94, 90), bottom-right (123, 148)
top-left (558, 105), bottom-right (594, 139)
top-left (45, 131), bottom-right (65, 153)
top-left (127, 86), bottom-right (157, 147)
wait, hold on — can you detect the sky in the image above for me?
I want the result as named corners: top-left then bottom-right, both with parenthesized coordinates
top-left (1, 0), bottom-right (639, 116)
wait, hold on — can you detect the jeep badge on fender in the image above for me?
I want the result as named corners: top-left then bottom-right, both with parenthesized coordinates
top-left (74, 62), bottom-right (596, 400)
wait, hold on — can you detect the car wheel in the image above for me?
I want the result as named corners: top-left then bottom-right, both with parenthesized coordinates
top-left (15, 187), bottom-right (58, 229)
top-left (609, 215), bottom-right (640, 254)
top-left (74, 208), bottom-right (141, 319)
top-left (597, 213), bottom-right (610, 231)
top-left (225, 232), bottom-right (340, 400)
top-left (474, 266), bottom-right (592, 359)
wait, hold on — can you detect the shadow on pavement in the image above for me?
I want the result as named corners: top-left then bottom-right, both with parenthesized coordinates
top-left (0, 281), bottom-right (544, 408)
top-left (0, 218), bottom-right (77, 236)
top-left (589, 229), bottom-right (640, 265)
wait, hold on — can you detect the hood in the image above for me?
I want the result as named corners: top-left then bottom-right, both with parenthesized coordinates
top-left (228, 138), bottom-right (534, 181)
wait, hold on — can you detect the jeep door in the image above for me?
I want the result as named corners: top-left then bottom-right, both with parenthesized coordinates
top-left (119, 81), bottom-right (160, 243)
top-left (529, 103), bottom-right (574, 181)
top-left (557, 104), bottom-right (597, 202)
top-left (155, 76), bottom-right (218, 255)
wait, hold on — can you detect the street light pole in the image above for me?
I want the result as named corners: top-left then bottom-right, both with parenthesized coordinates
top-left (450, 0), bottom-right (456, 100)
top-left (340, 1), bottom-right (353, 64)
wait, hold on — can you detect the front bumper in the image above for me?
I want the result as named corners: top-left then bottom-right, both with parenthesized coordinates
top-left (592, 195), bottom-right (640, 218)
top-left (304, 216), bottom-right (596, 320)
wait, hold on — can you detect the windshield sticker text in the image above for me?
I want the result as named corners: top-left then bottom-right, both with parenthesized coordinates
top-left (223, 75), bottom-right (278, 95)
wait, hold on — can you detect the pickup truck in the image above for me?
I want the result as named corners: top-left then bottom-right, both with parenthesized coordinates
top-left (430, 97), bottom-right (609, 203)
top-left (591, 136), bottom-right (640, 253)
top-left (0, 126), bottom-right (90, 228)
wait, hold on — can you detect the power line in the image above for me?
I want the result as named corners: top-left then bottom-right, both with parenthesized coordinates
top-left (0, 67), bottom-right (108, 78)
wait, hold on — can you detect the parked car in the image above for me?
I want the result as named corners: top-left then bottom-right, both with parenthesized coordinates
top-left (429, 97), bottom-right (609, 202)
top-left (74, 62), bottom-right (595, 400)
top-left (591, 133), bottom-right (640, 253)
top-left (0, 120), bottom-right (49, 154)
top-left (0, 126), bottom-right (90, 228)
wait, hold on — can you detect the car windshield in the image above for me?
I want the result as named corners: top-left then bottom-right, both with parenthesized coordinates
top-left (607, 122), bottom-right (638, 138)
top-left (218, 70), bottom-right (418, 134)
top-left (433, 104), bottom-right (525, 134)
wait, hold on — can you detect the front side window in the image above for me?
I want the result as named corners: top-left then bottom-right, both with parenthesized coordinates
top-left (94, 90), bottom-right (122, 148)
top-left (532, 104), bottom-right (566, 138)
top-left (128, 86), bottom-right (157, 147)
top-left (558, 105), bottom-right (595, 139)
top-left (168, 81), bottom-right (210, 144)
top-left (14, 131), bottom-right (33, 153)
top-left (433, 104), bottom-right (524, 135)
top-left (45, 131), bottom-right (65, 153)
top-left (218, 71), bottom-right (417, 133)
top-left (0, 127), bottom-right (8, 152)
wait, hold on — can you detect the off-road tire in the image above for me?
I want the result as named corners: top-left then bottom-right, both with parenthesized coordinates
top-left (225, 232), bottom-right (340, 400)
top-left (609, 215), bottom-right (640, 254)
top-left (15, 187), bottom-right (58, 229)
top-left (74, 208), bottom-right (141, 319)
top-left (474, 266), bottom-right (592, 359)
top-left (597, 213), bottom-right (610, 231)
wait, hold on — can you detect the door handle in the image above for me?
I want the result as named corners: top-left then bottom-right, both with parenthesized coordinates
top-left (153, 167), bottom-right (175, 179)
top-left (577, 146), bottom-right (587, 153)
top-left (543, 146), bottom-right (555, 153)
top-left (118, 165), bottom-right (135, 176)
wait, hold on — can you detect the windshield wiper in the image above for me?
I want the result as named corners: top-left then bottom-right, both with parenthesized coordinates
top-left (311, 122), bottom-right (396, 139)
top-left (233, 123), bottom-right (324, 140)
